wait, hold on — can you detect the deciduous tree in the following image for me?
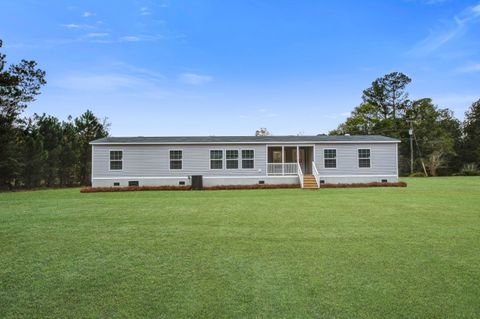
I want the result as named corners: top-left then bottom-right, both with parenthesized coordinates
top-left (462, 99), bottom-right (480, 165)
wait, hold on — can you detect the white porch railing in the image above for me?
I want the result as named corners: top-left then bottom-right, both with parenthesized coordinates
top-left (312, 161), bottom-right (320, 188)
top-left (298, 163), bottom-right (304, 188)
top-left (284, 163), bottom-right (297, 175)
top-left (267, 163), bottom-right (298, 175)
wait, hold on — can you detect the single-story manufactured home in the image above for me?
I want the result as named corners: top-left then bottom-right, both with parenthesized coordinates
top-left (90, 135), bottom-right (400, 189)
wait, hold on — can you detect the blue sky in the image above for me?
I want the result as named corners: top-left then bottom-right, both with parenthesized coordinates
top-left (1, 0), bottom-right (479, 136)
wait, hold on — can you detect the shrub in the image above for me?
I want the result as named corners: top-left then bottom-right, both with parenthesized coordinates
top-left (321, 182), bottom-right (407, 188)
top-left (80, 185), bottom-right (192, 193)
top-left (203, 184), bottom-right (300, 190)
top-left (81, 182), bottom-right (406, 192)
top-left (80, 184), bottom-right (299, 193)
top-left (457, 163), bottom-right (479, 176)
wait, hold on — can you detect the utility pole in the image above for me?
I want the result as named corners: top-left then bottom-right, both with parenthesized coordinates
top-left (408, 120), bottom-right (414, 174)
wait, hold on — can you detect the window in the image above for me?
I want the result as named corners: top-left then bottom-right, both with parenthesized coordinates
top-left (210, 150), bottom-right (223, 169)
top-left (358, 149), bottom-right (371, 168)
top-left (226, 150), bottom-right (239, 169)
top-left (324, 149), bottom-right (336, 168)
top-left (110, 150), bottom-right (123, 170)
top-left (170, 150), bottom-right (183, 170)
top-left (128, 181), bottom-right (139, 186)
top-left (242, 150), bottom-right (254, 169)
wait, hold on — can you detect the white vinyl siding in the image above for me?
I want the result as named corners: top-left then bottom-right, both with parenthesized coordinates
top-left (92, 142), bottom-right (397, 181)
top-left (93, 144), bottom-right (266, 178)
top-left (315, 143), bottom-right (397, 176)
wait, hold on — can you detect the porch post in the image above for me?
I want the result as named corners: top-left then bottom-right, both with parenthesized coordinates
top-left (281, 145), bottom-right (285, 175)
top-left (296, 146), bottom-right (299, 169)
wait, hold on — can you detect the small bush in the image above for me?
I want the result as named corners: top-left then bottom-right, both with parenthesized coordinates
top-left (203, 184), bottom-right (300, 190)
top-left (321, 182), bottom-right (407, 188)
top-left (81, 182), bottom-right (406, 193)
top-left (457, 163), bottom-right (479, 176)
top-left (81, 184), bottom-right (299, 193)
top-left (80, 185), bottom-right (192, 193)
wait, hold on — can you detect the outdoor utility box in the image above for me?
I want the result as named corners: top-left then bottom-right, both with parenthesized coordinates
top-left (191, 175), bottom-right (203, 190)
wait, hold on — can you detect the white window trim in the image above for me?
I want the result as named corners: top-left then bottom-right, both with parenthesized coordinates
top-left (241, 149), bottom-right (255, 169)
top-left (209, 149), bottom-right (224, 170)
top-left (226, 149), bottom-right (240, 170)
top-left (109, 149), bottom-right (124, 171)
top-left (323, 148), bottom-right (337, 169)
top-left (168, 149), bottom-right (183, 171)
top-left (357, 148), bottom-right (372, 169)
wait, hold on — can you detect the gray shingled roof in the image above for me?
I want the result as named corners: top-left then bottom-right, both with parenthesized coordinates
top-left (90, 135), bottom-right (400, 144)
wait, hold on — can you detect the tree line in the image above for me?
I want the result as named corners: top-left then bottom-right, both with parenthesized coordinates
top-left (0, 39), bottom-right (108, 189)
top-left (330, 72), bottom-right (480, 176)
top-left (2, 38), bottom-right (480, 189)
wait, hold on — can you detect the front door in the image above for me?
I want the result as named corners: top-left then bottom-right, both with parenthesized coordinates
top-left (299, 147), bottom-right (313, 174)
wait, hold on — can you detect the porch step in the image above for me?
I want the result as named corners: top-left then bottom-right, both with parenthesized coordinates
top-left (303, 174), bottom-right (318, 189)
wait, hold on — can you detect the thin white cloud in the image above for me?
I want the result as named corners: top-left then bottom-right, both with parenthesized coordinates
top-left (82, 11), bottom-right (93, 17)
top-left (62, 23), bottom-right (80, 29)
top-left (140, 7), bottom-right (151, 16)
top-left (266, 113), bottom-right (279, 118)
top-left (404, 0), bottom-right (449, 4)
top-left (61, 23), bottom-right (94, 30)
top-left (83, 32), bottom-right (109, 38)
top-left (54, 74), bottom-right (142, 92)
top-left (120, 36), bottom-right (141, 42)
top-left (474, 3), bottom-right (480, 14)
top-left (119, 34), bottom-right (165, 43)
top-left (430, 93), bottom-right (479, 114)
top-left (3, 43), bottom-right (39, 49)
top-left (178, 73), bottom-right (213, 85)
top-left (52, 73), bottom-right (168, 99)
top-left (418, 0), bottom-right (448, 4)
top-left (456, 63), bottom-right (480, 73)
top-left (409, 2), bottom-right (480, 55)
top-left (111, 62), bottom-right (166, 81)
top-left (53, 33), bottom-right (166, 45)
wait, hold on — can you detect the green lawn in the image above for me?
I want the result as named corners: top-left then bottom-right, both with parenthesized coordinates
top-left (1, 177), bottom-right (479, 318)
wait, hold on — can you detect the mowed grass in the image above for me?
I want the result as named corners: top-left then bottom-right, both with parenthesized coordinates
top-left (1, 178), bottom-right (480, 318)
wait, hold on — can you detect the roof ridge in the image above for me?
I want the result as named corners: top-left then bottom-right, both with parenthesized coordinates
top-left (90, 135), bottom-right (401, 144)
